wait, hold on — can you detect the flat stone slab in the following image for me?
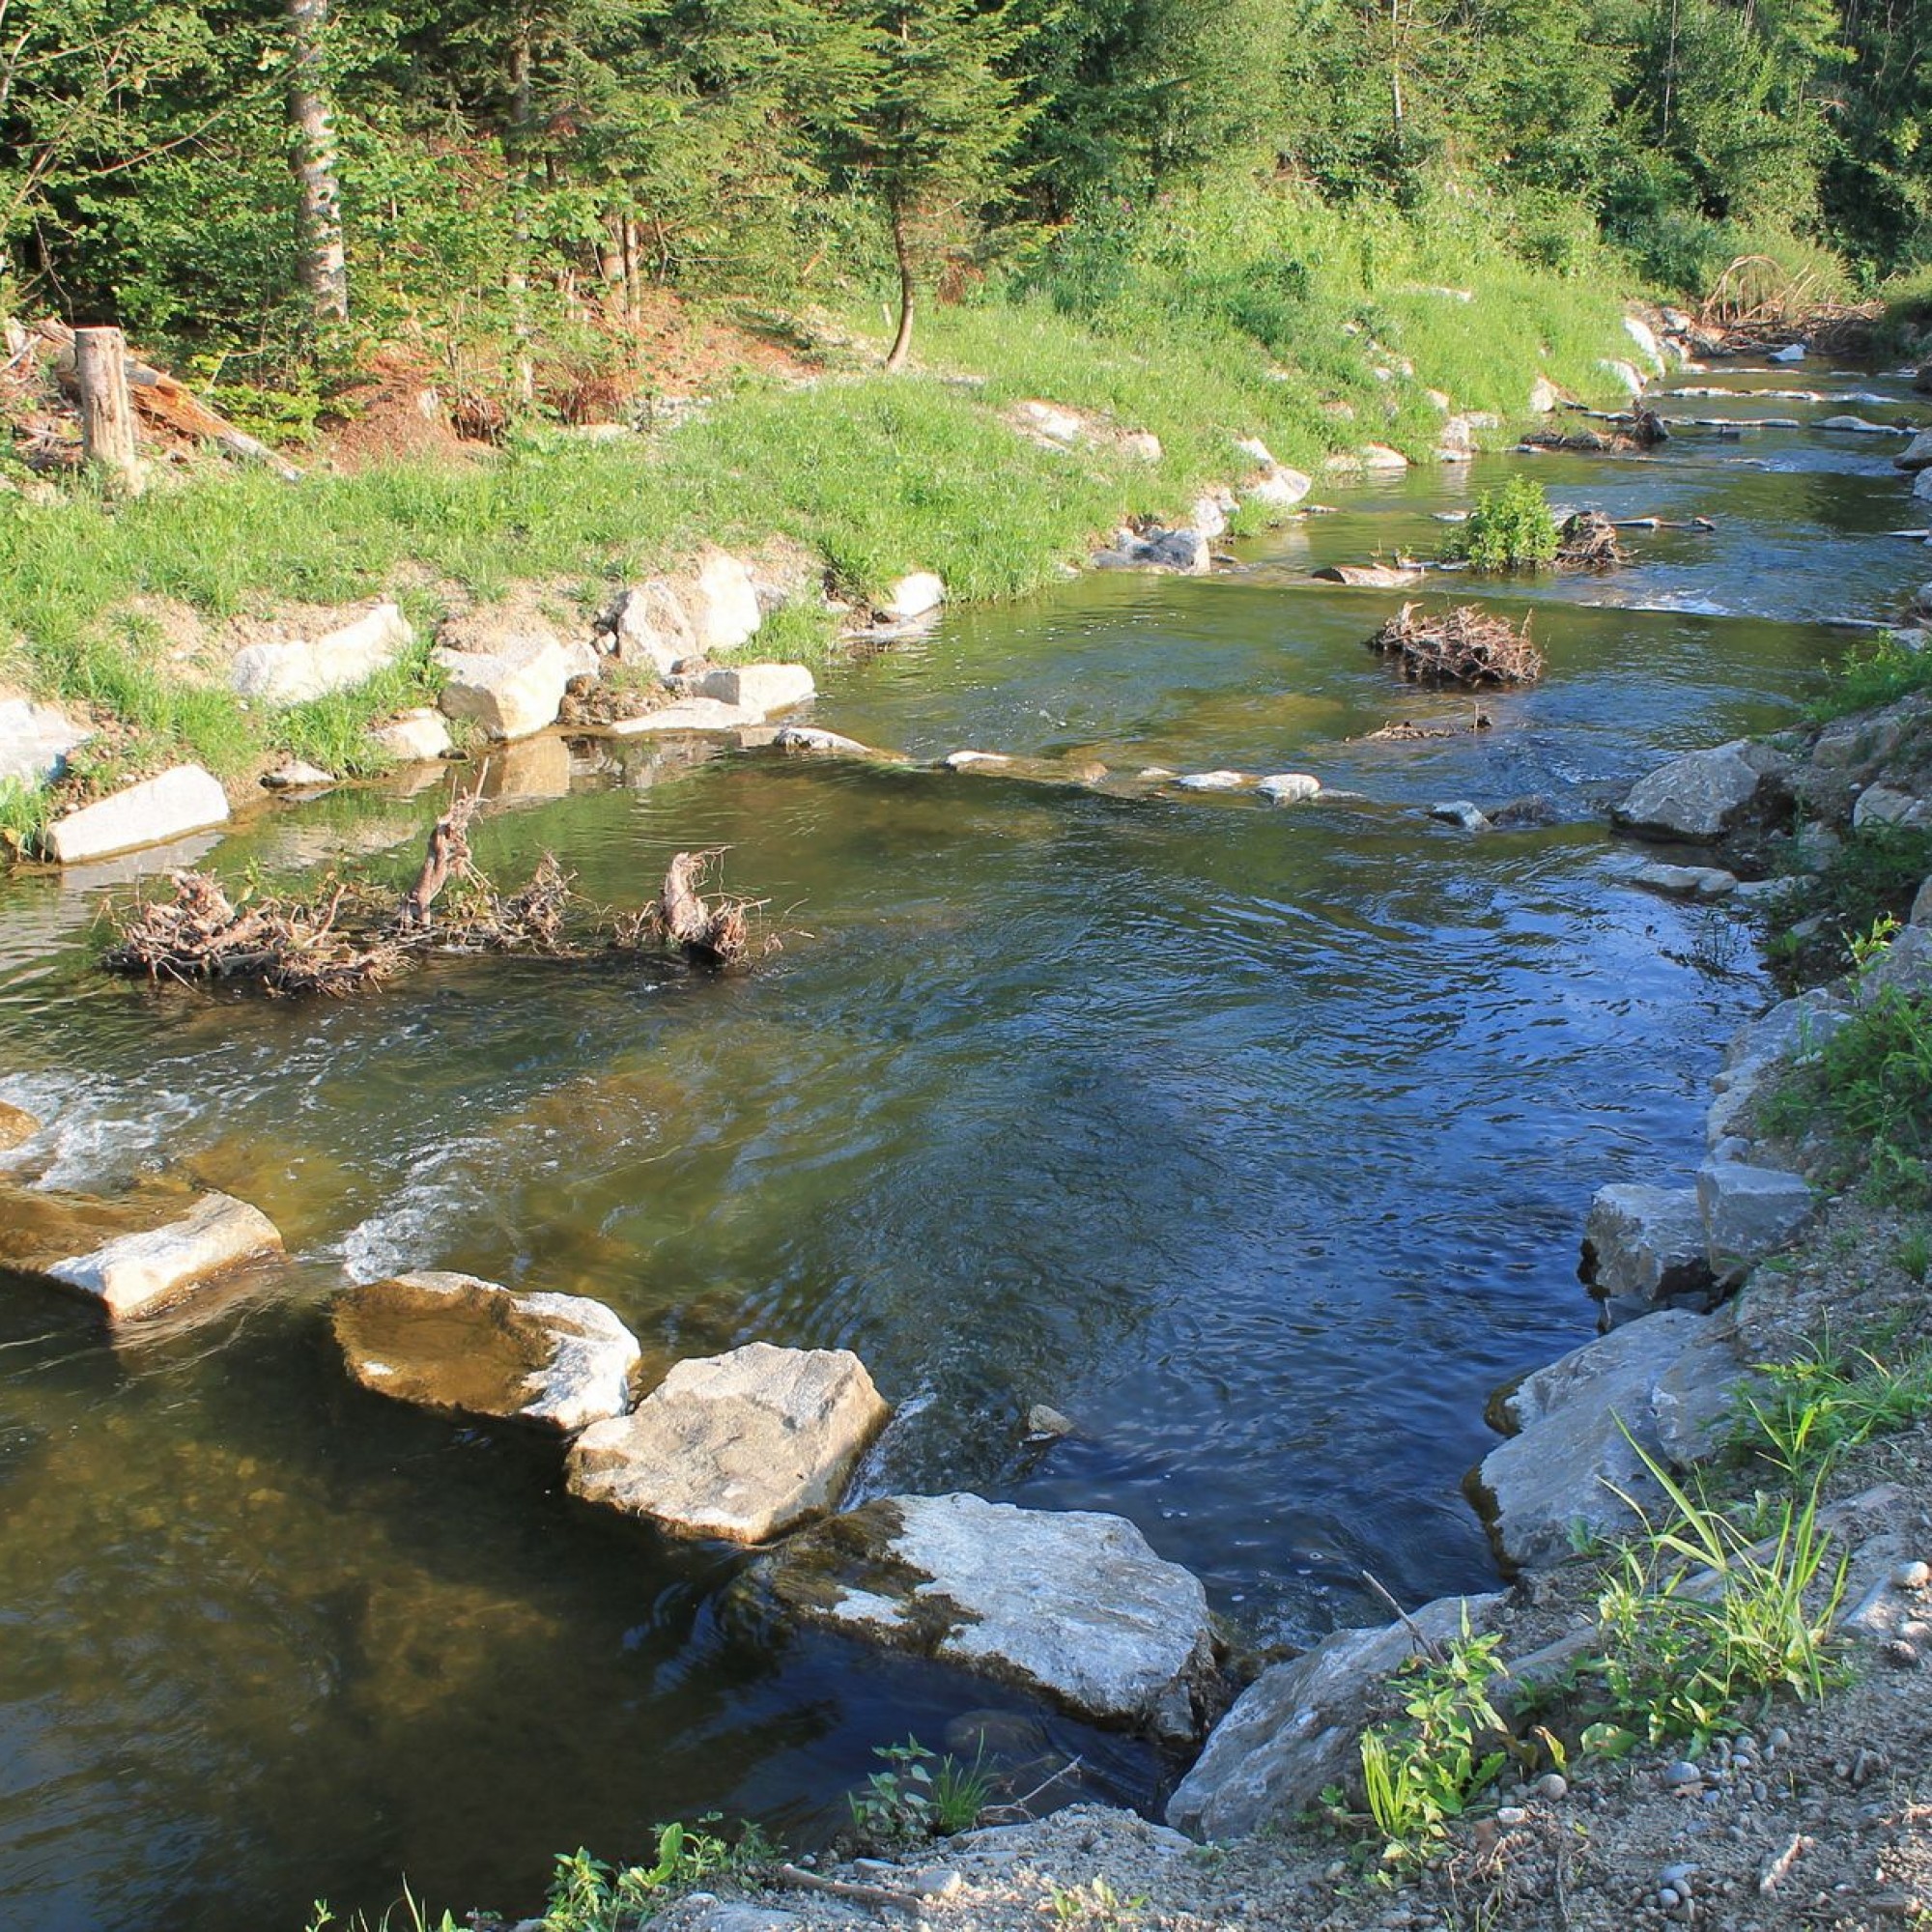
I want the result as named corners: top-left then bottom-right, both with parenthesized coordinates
top-left (738, 1492), bottom-right (1217, 1742)
top-left (230, 603), bottom-right (412, 705)
top-left (0, 697), bottom-right (90, 789)
top-left (334, 1271), bottom-right (640, 1433)
top-left (1633, 861), bottom-right (1736, 899)
top-left (604, 697), bottom-right (765, 736)
top-left (0, 1181), bottom-right (282, 1318)
top-left (1167, 1590), bottom-right (1507, 1838)
top-left (46, 764), bottom-right (229, 865)
top-left (696, 664), bottom-right (816, 714)
top-left (1473, 1309), bottom-right (1709, 1570)
top-left (567, 1342), bottom-right (889, 1543)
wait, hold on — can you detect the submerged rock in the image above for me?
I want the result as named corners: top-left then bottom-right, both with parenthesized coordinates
top-left (334, 1271), bottom-right (640, 1433)
top-left (737, 1492), bottom-right (1217, 1742)
top-left (1167, 1590), bottom-right (1508, 1838)
top-left (0, 1181), bottom-right (282, 1319)
top-left (0, 1100), bottom-right (40, 1151)
top-left (567, 1342), bottom-right (889, 1543)
top-left (1632, 861), bottom-right (1736, 899)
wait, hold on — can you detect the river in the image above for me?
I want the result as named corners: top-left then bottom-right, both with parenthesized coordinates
top-left (0, 355), bottom-right (1922, 1928)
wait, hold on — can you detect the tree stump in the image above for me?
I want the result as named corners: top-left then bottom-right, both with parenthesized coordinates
top-left (74, 327), bottom-right (145, 495)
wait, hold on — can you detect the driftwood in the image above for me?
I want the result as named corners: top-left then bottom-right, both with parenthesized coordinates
top-left (1362, 706), bottom-right (1493, 741)
top-left (101, 804), bottom-right (772, 993)
top-left (1525, 404), bottom-right (1667, 455)
top-left (1555, 510), bottom-right (1626, 570)
top-left (1367, 604), bottom-right (1544, 686)
top-left (35, 319), bottom-right (303, 480)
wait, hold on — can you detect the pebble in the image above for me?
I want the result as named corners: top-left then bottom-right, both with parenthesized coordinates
top-left (1660, 1888), bottom-right (1682, 1909)
top-left (1883, 1637), bottom-right (1920, 1667)
top-left (1661, 1864), bottom-right (1698, 1890)
top-left (1893, 1559), bottom-right (1931, 1589)
top-left (1663, 1760), bottom-right (1702, 1788)
top-left (1767, 1727), bottom-right (1791, 1754)
top-left (1533, 1772), bottom-right (1568, 1801)
top-left (1495, 1805), bottom-right (1528, 1826)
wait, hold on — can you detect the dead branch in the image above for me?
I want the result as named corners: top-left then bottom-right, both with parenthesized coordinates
top-left (1366, 604), bottom-right (1544, 687)
top-left (1555, 510), bottom-right (1626, 570)
top-left (646, 849), bottom-right (766, 967)
top-left (400, 791), bottom-right (479, 928)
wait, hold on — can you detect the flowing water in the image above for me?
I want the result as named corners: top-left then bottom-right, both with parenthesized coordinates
top-left (0, 361), bottom-right (1924, 1929)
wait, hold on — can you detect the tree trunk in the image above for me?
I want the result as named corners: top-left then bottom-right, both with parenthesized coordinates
top-left (285, 0), bottom-right (349, 324)
top-left (73, 327), bottom-right (145, 495)
top-left (507, 20), bottom-right (535, 403)
top-left (884, 205), bottom-right (916, 373)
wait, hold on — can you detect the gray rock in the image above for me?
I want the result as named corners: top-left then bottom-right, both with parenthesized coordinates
top-left (770, 725), bottom-right (880, 758)
top-left (367, 708), bottom-right (452, 763)
top-left (1175, 770), bottom-right (1248, 792)
top-left (0, 696), bottom-right (90, 789)
top-left (1246, 465), bottom-right (1313, 510)
top-left (696, 664), bottom-right (815, 715)
top-left (1144, 529), bottom-right (1211, 573)
top-left (1430, 801), bottom-right (1491, 831)
top-left (334, 1271), bottom-right (640, 1433)
top-left (1257, 773), bottom-right (1321, 805)
top-left (46, 765), bottom-right (229, 865)
top-left (1166, 1591), bottom-right (1508, 1838)
top-left (1529, 377), bottom-right (1564, 413)
top-left (1473, 1311), bottom-right (1704, 1569)
top-left (1613, 740), bottom-right (1787, 841)
top-left (1652, 1318), bottom-right (1765, 1465)
top-left (1190, 494), bottom-right (1230, 540)
top-left (610, 579), bottom-right (697, 676)
top-left (45, 1190), bottom-right (282, 1319)
top-left (1916, 468), bottom-right (1932, 504)
top-left (1633, 862), bottom-right (1736, 899)
top-left (1697, 1162), bottom-right (1814, 1285)
top-left (230, 603), bottom-right (412, 705)
top-left (684, 550), bottom-right (764, 653)
top-left (1816, 415), bottom-right (1895, 434)
top-left (1853, 783), bottom-right (1932, 831)
top-left (1580, 1184), bottom-right (1717, 1323)
top-left (1896, 431), bottom-right (1932, 473)
top-left (944, 750), bottom-right (1010, 769)
top-left (742, 1492), bottom-right (1217, 1741)
top-left (568, 1342), bottom-right (889, 1544)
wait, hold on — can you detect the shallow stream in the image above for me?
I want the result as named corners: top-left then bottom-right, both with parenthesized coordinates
top-left (1, 360), bottom-right (1924, 1928)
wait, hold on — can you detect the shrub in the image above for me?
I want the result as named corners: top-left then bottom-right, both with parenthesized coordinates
top-left (1446, 476), bottom-right (1560, 572)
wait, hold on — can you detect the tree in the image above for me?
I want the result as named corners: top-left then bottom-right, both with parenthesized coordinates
top-left (829, 0), bottom-right (1034, 371)
top-left (284, 0), bottom-right (350, 321)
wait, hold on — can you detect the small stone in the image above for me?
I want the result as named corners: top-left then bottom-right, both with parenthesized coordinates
top-left (1659, 1889), bottom-right (1681, 1910)
top-left (1892, 1559), bottom-right (1930, 1590)
top-left (1025, 1403), bottom-right (1074, 1438)
top-left (1884, 1638), bottom-right (1920, 1668)
top-left (1767, 1727), bottom-right (1791, 1753)
top-left (1533, 1772), bottom-right (1568, 1801)
top-left (1429, 800), bottom-right (1491, 831)
top-left (1174, 770), bottom-right (1248, 792)
top-left (1495, 1805), bottom-right (1528, 1826)
top-left (1663, 1760), bottom-right (1702, 1788)
top-left (1661, 1864), bottom-right (1697, 1890)
top-left (0, 1100), bottom-right (41, 1151)
top-left (1257, 773), bottom-right (1321, 805)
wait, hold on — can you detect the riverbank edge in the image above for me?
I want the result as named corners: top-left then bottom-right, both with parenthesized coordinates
top-left (0, 267), bottom-right (1645, 856)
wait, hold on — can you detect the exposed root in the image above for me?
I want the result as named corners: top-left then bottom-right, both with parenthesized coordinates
top-left (102, 805), bottom-right (779, 993)
top-left (1555, 510), bottom-right (1627, 570)
top-left (1366, 604), bottom-right (1544, 686)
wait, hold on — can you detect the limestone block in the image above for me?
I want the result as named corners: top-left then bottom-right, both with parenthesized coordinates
top-left (47, 765), bottom-right (229, 865)
top-left (230, 603), bottom-right (412, 705)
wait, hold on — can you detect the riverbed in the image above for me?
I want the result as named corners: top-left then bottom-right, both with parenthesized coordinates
top-left (0, 358), bottom-right (1923, 1929)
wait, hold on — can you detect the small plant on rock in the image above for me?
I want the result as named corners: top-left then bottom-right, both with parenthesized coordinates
top-left (845, 1737), bottom-right (994, 1848)
top-left (1445, 476), bottom-right (1560, 572)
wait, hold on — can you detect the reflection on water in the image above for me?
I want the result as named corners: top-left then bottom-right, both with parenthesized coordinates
top-left (0, 363), bottom-right (1919, 1930)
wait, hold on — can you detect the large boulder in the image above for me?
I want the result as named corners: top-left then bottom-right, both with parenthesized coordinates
top-left (1579, 1183), bottom-right (1717, 1325)
top-left (567, 1342), bottom-right (889, 1543)
top-left (46, 765), bottom-right (229, 865)
top-left (230, 603), bottom-right (413, 705)
top-left (0, 696), bottom-right (90, 789)
top-left (435, 635), bottom-right (573, 740)
top-left (0, 1182), bottom-right (282, 1319)
top-left (1166, 1590), bottom-right (1508, 1839)
top-left (334, 1271), bottom-right (639, 1433)
top-left (738, 1492), bottom-right (1218, 1743)
top-left (610, 579), bottom-right (698, 676)
top-left (1472, 1310), bottom-right (1710, 1570)
top-left (1613, 740), bottom-right (1789, 842)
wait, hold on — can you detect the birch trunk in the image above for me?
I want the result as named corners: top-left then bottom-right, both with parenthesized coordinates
top-left (285, 0), bottom-right (349, 324)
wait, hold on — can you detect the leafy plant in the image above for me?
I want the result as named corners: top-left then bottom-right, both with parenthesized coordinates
top-left (540, 1818), bottom-right (773, 1932)
top-left (845, 1737), bottom-right (994, 1847)
top-left (1806, 630), bottom-right (1932, 724)
top-left (1445, 476), bottom-right (1560, 572)
top-left (1046, 1875), bottom-right (1148, 1927)
top-left (1353, 1622), bottom-right (1512, 1871)
top-left (1735, 1329), bottom-right (1932, 1483)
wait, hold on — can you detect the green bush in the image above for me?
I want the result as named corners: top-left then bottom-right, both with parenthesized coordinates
top-left (1447, 475), bottom-right (1560, 572)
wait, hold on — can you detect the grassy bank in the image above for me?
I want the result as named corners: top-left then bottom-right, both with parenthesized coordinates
top-left (0, 187), bottom-right (1634, 844)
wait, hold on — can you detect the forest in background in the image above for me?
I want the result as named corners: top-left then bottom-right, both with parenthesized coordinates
top-left (4, 0), bottom-right (1930, 408)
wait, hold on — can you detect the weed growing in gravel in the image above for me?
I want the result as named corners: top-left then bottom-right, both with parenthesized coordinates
top-left (1350, 1624), bottom-right (1512, 1872)
top-left (1046, 1874), bottom-right (1148, 1927)
top-left (538, 1820), bottom-right (776, 1931)
top-left (1765, 826), bottom-right (1932, 988)
top-left (845, 1737), bottom-right (995, 1847)
top-left (1736, 1330), bottom-right (1932, 1484)
top-left (1592, 1436), bottom-right (1849, 1746)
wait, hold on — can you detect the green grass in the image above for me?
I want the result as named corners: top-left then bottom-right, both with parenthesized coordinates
top-left (1735, 1328), bottom-right (1932, 1484)
top-left (0, 182), bottom-right (1637, 837)
top-left (1806, 631), bottom-right (1932, 724)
